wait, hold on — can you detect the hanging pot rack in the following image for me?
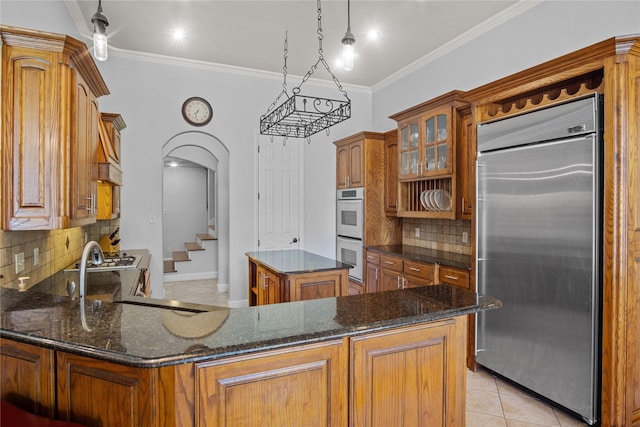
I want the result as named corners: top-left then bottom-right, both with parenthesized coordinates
top-left (259, 0), bottom-right (351, 143)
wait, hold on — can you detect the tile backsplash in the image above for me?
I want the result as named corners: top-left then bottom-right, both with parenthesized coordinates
top-left (0, 219), bottom-right (120, 290)
top-left (402, 218), bottom-right (472, 255)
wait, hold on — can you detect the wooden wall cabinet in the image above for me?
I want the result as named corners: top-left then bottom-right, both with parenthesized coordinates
top-left (456, 109), bottom-right (474, 220)
top-left (336, 138), bottom-right (363, 188)
top-left (384, 129), bottom-right (399, 215)
top-left (396, 105), bottom-right (454, 180)
top-left (0, 25), bottom-right (109, 230)
top-left (97, 181), bottom-right (121, 220)
top-left (390, 91), bottom-right (469, 219)
top-left (335, 132), bottom-right (401, 247)
top-left (97, 112), bottom-right (125, 219)
top-left (69, 71), bottom-right (100, 226)
top-left (97, 182), bottom-right (114, 220)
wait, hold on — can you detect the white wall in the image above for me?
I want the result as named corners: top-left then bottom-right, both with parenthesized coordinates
top-left (371, 0), bottom-right (640, 131)
top-left (162, 165), bottom-right (208, 259)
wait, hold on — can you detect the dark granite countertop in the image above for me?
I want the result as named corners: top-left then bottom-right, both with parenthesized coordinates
top-left (246, 249), bottom-right (352, 275)
top-left (366, 245), bottom-right (472, 270)
top-left (1, 281), bottom-right (500, 368)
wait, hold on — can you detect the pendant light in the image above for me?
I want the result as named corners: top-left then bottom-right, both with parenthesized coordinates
top-left (91, 0), bottom-right (109, 61)
top-left (341, 0), bottom-right (355, 71)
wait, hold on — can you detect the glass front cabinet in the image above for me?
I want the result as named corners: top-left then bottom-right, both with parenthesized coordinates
top-left (391, 91), bottom-right (469, 218)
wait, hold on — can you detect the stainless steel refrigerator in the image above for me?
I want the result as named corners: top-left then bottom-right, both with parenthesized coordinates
top-left (475, 94), bottom-right (602, 425)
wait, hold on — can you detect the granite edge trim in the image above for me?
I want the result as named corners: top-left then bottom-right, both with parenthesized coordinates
top-left (0, 300), bottom-right (500, 369)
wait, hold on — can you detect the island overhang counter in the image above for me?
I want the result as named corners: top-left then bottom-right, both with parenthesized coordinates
top-left (1, 282), bottom-right (500, 426)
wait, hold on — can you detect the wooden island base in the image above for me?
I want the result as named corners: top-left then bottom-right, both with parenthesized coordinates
top-left (2, 316), bottom-right (466, 427)
top-left (246, 250), bottom-right (351, 305)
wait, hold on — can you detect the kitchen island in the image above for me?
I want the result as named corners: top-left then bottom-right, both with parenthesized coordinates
top-left (246, 249), bottom-right (352, 305)
top-left (1, 271), bottom-right (499, 426)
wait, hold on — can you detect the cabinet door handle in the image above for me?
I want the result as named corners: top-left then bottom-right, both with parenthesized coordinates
top-left (384, 261), bottom-right (394, 265)
top-left (402, 277), bottom-right (406, 289)
top-left (375, 267), bottom-right (378, 280)
top-left (444, 275), bottom-right (459, 280)
top-left (408, 267), bottom-right (420, 272)
top-left (462, 197), bottom-right (472, 211)
top-left (87, 194), bottom-right (96, 213)
top-left (397, 276), bottom-right (401, 289)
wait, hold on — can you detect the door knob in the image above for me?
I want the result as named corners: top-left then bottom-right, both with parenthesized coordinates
top-left (290, 237), bottom-right (299, 244)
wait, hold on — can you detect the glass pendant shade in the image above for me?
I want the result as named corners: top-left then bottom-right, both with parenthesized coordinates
top-left (93, 30), bottom-right (108, 61)
top-left (342, 41), bottom-right (354, 71)
top-left (91, 0), bottom-right (109, 61)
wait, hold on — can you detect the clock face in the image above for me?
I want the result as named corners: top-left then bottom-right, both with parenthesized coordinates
top-left (182, 97), bottom-right (213, 126)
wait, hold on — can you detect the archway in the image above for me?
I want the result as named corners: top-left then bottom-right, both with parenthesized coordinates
top-left (162, 132), bottom-right (229, 293)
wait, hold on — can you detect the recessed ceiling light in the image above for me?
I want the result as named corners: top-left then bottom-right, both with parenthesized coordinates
top-left (171, 28), bottom-right (187, 40)
top-left (367, 29), bottom-right (380, 41)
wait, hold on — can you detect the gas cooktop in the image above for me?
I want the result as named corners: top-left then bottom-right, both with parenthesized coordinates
top-left (64, 252), bottom-right (140, 272)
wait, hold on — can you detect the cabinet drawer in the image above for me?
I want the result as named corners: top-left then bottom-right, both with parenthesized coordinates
top-left (365, 251), bottom-right (380, 265)
top-left (380, 255), bottom-right (402, 272)
top-left (438, 266), bottom-right (470, 289)
top-left (403, 260), bottom-right (433, 281)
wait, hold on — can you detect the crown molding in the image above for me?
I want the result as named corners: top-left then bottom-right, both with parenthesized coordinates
top-left (370, 0), bottom-right (544, 93)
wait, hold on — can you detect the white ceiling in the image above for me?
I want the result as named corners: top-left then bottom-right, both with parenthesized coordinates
top-left (65, 0), bottom-right (534, 88)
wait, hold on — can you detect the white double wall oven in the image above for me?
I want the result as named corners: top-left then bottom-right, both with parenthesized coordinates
top-left (336, 187), bottom-right (364, 282)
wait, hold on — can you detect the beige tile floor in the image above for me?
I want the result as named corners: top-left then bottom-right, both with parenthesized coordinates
top-left (466, 369), bottom-right (588, 427)
top-left (163, 279), bottom-right (589, 427)
top-left (163, 278), bottom-right (228, 307)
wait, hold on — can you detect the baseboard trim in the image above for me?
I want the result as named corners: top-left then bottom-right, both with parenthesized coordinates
top-left (163, 271), bottom-right (218, 282)
top-left (216, 282), bottom-right (229, 293)
top-left (227, 298), bottom-right (248, 308)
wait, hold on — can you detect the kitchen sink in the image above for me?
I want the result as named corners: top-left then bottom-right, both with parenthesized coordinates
top-left (114, 297), bottom-right (225, 313)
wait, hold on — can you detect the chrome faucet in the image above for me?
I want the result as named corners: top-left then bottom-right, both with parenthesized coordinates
top-left (79, 241), bottom-right (105, 332)
top-left (79, 241), bottom-right (105, 299)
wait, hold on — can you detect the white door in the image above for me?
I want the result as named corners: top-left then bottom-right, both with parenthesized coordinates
top-left (257, 137), bottom-right (302, 250)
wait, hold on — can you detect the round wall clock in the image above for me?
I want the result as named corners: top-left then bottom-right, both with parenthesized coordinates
top-left (182, 97), bottom-right (213, 126)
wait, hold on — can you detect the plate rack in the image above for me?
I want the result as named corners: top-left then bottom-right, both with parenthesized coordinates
top-left (398, 178), bottom-right (455, 219)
